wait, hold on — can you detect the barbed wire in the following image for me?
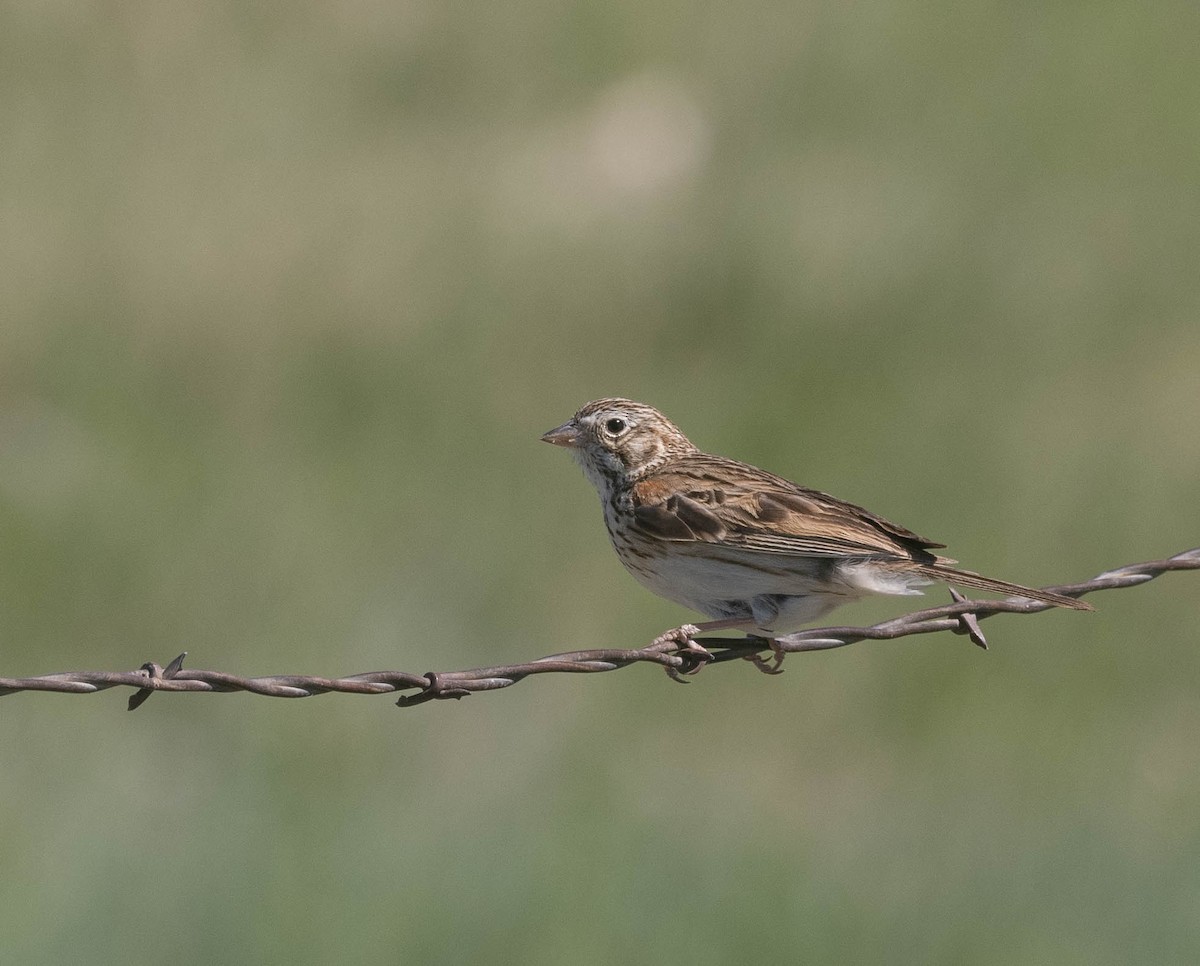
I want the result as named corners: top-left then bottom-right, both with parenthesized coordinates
top-left (1, 547), bottom-right (1196, 711)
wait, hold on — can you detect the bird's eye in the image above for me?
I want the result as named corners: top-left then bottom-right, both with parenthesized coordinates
top-left (604, 417), bottom-right (627, 435)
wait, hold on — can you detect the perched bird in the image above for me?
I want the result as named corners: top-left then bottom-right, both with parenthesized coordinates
top-left (542, 398), bottom-right (1090, 644)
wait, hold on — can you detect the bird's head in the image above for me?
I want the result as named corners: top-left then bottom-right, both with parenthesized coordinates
top-left (541, 398), bottom-right (696, 490)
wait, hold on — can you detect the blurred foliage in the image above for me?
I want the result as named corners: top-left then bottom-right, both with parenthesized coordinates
top-left (1, 0), bottom-right (1198, 962)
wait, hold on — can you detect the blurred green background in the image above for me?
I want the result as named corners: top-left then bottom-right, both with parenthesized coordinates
top-left (2, 0), bottom-right (1198, 962)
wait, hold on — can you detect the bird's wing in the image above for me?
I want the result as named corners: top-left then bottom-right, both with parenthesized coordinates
top-left (630, 455), bottom-right (946, 562)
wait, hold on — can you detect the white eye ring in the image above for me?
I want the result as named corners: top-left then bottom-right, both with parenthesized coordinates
top-left (604, 417), bottom-right (628, 435)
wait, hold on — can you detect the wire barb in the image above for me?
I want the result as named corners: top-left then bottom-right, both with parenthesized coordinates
top-left (127, 651), bottom-right (189, 711)
top-left (0, 548), bottom-right (1195, 711)
top-left (947, 589), bottom-right (988, 649)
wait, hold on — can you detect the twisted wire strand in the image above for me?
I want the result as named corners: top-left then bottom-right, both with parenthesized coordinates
top-left (0, 548), bottom-right (1195, 711)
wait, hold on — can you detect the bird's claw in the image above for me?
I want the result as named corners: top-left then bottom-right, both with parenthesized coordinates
top-left (652, 624), bottom-right (713, 683)
top-left (742, 637), bottom-right (785, 675)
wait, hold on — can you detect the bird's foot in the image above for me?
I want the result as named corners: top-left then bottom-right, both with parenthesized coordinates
top-left (651, 624), bottom-right (713, 682)
top-left (741, 636), bottom-right (785, 675)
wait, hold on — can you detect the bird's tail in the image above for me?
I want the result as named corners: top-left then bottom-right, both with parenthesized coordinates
top-left (917, 563), bottom-right (1093, 611)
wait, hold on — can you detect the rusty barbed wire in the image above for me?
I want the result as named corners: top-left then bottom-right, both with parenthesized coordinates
top-left (0, 547), bottom-right (1196, 711)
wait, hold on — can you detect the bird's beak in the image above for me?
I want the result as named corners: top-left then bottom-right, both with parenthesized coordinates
top-left (540, 420), bottom-right (581, 448)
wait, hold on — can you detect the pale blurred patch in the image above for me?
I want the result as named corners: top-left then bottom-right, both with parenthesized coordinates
top-left (494, 71), bottom-right (709, 232)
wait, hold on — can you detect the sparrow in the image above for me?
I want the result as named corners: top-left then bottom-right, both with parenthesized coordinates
top-left (542, 398), bottom-right (1091, 642)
